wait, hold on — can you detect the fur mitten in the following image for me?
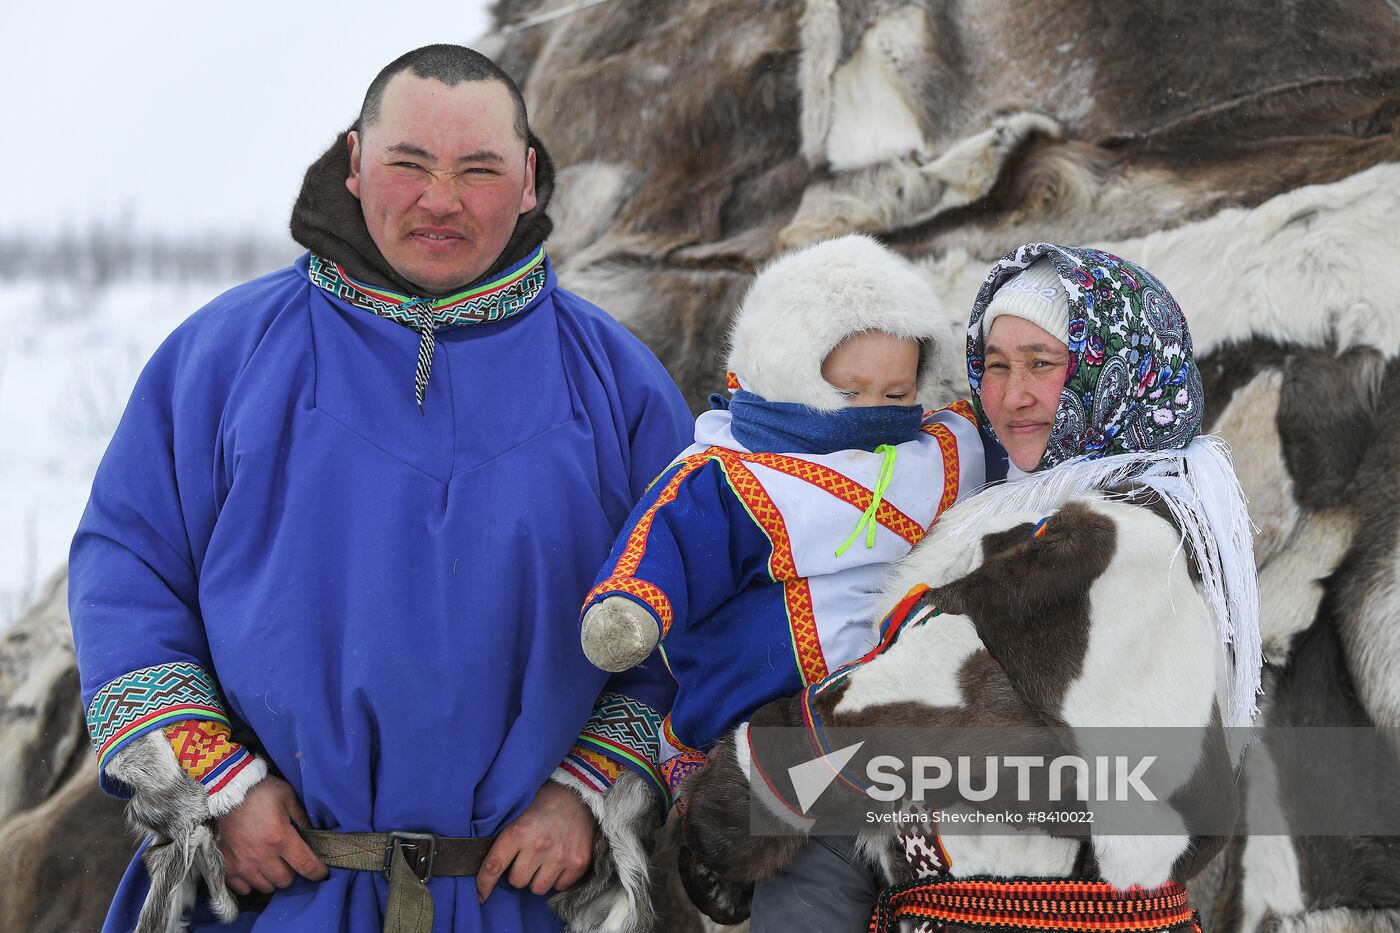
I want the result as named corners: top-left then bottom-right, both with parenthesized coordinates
top-left (549, 769), bottom-right (665, 933)
top-left (581, 597), bottom-right (659, 673)
top-left (105, 731), bottom-right (264, 932)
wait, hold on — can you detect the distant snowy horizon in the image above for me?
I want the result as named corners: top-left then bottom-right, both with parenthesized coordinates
top-left (0, 1), bottom-right (497, 626)
top-left (0, 272), bottom-right (252, 628)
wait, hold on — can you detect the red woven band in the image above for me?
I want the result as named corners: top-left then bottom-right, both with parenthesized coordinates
top-left (869, 877), bottom-right (1199, 933)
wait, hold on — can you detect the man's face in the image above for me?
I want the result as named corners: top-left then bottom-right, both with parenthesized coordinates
top-left (346, 72), bottom-right (536, 295)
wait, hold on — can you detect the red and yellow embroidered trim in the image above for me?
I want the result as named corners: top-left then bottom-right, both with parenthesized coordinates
top-left (585, 459), bottom-right (710, 634)
top-left (593, 578), bottom-right (674, 633)
top-left (163, 719), bottom-right (253, 793)
top-left (578, 745), bottom-right (624, 782)
top-left (659, 717), bottom-right (714, 795)
top-left (590, 438), bottom-right (942, 685)
top-left (712, 453), bottom-right (827, 684)
top-left (943, 399), bottom-right (978, 426)
top-left (663, 714), bottom-right (687, 752)
top-left (164, 720), bottom-right (238, 781)
top-left (719, 448), bottom-right (925, 546)
top-left (919, 422), bottom-right (962, 519)
top-left (561, 744), bottom-right (625, 794)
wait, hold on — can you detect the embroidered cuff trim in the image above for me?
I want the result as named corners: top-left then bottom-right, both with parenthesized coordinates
top-left (560, 745), bottom-right (622, 796)
top-left (86, 662), bottom-right (229, 773)
top-left (552, 763), bottom-right (606, 800)
top-left (207, 755), bottom-right (268, 819)
top-left (661, 749), bottom-right (708, 799)
top-left (572, 692), bottom-right (667, 806)
top-left (583, 579), bottom-right (673, 637)
top-left (162, 720), bottom-right (246, 788)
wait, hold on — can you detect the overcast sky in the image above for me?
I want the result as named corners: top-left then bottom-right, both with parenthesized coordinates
top-left (1, 1), bottom-right (493, 240)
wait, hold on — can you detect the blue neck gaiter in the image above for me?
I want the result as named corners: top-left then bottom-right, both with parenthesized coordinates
top-left (712, 390), bottom-right (924, 455)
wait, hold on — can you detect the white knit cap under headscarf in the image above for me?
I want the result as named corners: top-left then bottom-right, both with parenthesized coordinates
top-left (981, 257), bottom-right (1070, 345)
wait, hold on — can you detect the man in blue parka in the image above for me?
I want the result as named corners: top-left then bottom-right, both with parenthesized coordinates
top-left (69, 44), bottom-right (692, 933)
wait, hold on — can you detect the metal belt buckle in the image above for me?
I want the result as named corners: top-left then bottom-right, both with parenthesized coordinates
top-left (384, 831), bottom-right (437, 884)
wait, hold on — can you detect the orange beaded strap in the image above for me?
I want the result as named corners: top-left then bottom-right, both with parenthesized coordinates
top-left (868, 877), bottom-right (1201, 933)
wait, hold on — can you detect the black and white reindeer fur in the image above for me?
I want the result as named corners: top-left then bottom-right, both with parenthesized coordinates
top-left (680, 489), bottom-right (1237, 917)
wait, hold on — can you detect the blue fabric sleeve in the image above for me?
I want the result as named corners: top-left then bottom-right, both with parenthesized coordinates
top-left (584, 458), bottom-right (774, 646)
top-left (619, 338), bottom-right (696, 502)
top-left (556, 303), bottom-right (701, 801)
top-left (570, 459), bottom-right (773, 807)
top-left (69, 315), bottom-right (241, 795)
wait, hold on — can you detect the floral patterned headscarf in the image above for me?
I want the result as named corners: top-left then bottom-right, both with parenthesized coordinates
top-left (959, 245), bottom-right (1261, 730)
top-left (966, 243), bottom-right (1205, 471)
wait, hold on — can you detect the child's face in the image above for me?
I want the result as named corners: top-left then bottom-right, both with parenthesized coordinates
top-left (820, 332), bottom-right (921, 408)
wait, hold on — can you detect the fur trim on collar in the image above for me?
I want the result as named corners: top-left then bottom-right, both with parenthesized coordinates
top-left (726, 235), bottom-right (955, 411)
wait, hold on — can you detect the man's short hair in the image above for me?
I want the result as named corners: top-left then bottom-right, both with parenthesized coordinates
top-left (357, 44), bottom-right (529, 144)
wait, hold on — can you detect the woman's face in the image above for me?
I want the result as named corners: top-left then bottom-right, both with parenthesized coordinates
top-left (979, 315), bottom-right (1071, 471)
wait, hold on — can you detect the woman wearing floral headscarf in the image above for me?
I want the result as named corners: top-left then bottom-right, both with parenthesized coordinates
top-left (965, 243), bottom-right (1257, 731)
top-left (970, 245), bottom-right (1205, 471)
top-left (679, 243), bottom-right (1261, 933)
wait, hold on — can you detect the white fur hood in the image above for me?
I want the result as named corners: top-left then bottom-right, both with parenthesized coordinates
top-left (725, 235), bottom-right (960, 411)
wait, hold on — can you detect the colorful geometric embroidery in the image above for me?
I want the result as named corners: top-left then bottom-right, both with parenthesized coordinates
top-left (163, 720), bottom-right (254, 794)
top-left (661, 749), bottom-right (709, 798)
top-left (713, 453), bottom-right (828, 685)
top-left (918, 422), bottom-right (961, 519)
top-left (307, 247), bottom-right (548, 330)
top-left (308, 248), bottom-right (552, 409)
top-left (718, 448), bottom-right (925, 546)
top-left (562, 744), bottom-right (624, 796)
top-left (587, 578), bottom-right (674, 637)
top-left (869, 877), bottom-right (1198, 933)
top-left (589, 439), bottom-right (934, 691)
top-left (663, 714), bottom-right (688, 752)
top-left (943, 399), bottom-right (978, 426)
top-left (86, 662), bottom-right (229, 773)
top-left (573, 692), bottom-right (666, 800)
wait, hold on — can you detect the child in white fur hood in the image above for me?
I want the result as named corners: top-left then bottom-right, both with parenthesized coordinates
top-left (575, 235), bottom-right (989, 923)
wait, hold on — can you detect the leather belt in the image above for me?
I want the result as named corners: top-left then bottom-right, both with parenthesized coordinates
top-left (297, 828), bottom-right (497, 933)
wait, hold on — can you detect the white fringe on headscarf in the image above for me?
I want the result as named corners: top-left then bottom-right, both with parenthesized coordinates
top-left (940, 434), bottom-right (1262, 732)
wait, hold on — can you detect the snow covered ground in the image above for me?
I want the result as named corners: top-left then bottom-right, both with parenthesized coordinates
top-left (1, 0), bottom-right (497, 629)
top-left (0, 271), bottom-right (267, 628)
top-left (1, 0), bottom-right (496, 628)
